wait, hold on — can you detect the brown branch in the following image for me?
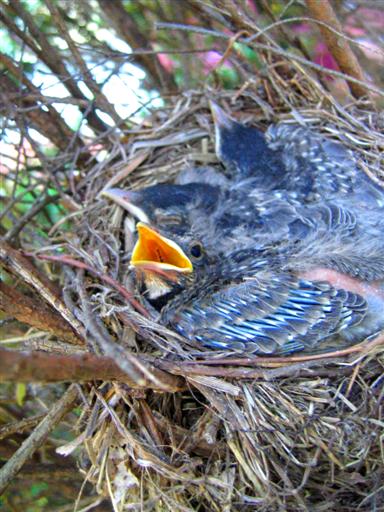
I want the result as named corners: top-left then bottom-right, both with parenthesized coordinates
top-left (0, 282), bottom-right (83, 346)
top-left (97, 0), bottom-right (176, 91)
top-left (44, 0), bottom-right (123, 127)
top-left (155, 22), bottom-right (384, 98)
top-left (155, 331), bottom-right (384, 379)
top-left (0, 240), bottom-right (86, 345)
top-left (3, 192), bottom-right (60, 243)
top-left (0, 414), bottom-right (47, 442)
top-left (1, 0), bottom-right (108, 133)
top-left (0, 384), bottom-right (79, 494)
top-left (0, 53), bottom-right (81, 151)
top-left (305, 0), bottom-right (369, 98)
top-left (180, 331), bottom-right (384, 368)
top-left (0, 347), bottom-right (185, 392)
top-left (0, 74), bottom-right (77, 154)
top-left (25, 252), bottom-right (150, 318)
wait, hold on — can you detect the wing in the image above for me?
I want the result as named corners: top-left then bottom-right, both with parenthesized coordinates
top-left (165, 273), bottom-right (367, 355)
top-left (212, 195), bottom-right (384, 282)
top-left (266, 124), bottom-right (384, 207)
top-left (292, 203), bottom-right (384, 281)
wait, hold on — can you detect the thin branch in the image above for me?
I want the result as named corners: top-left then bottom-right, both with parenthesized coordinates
top-left (25, 252), bottom-right (150, 318)
top-left (0, 384), bottom-right (79, 494)
top-left (0, 74), bottom-right (80, 155)
top-left (155, 22), bottom-right (384, 98)
top-left (0, 281), bottom-right (83, 346)
top-left (3, 193), bottom-right (59, 243)
top-left (178, 331), bottom-right (384, 368)
top-left (0, 414), bottom-right (47, 442)
top-left (0, 347), bottom-right (185, 392)
top-left (153, 331), bottom-right (384, 381)
top-left (97, 0), bottom-right (176, 91)
top-left (2, 0), bottom-right (108, 133)
top-left (0, 53), bottom-right (80, 148)
top-left (44, 0), bottom-right (123, 126)
top-left (0, 240), bottom-right (86, 344)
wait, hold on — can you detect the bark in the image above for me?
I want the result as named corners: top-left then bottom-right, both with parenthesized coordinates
top-left (0, 347), bottom-right (185, 392)
top-left (305, 0), bottom-right (369, 98)
top-left (0, 282), bottom-right (83, 346)
top-left (0, 414), bottom-right (47, 442)
top-left (0, 240), bottom-right (86, 345)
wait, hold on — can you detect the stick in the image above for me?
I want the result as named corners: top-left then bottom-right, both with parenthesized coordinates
top-left (305, 0), bottom-right (368, 98)
top-left (0, 347), bottom-right (185, 392)
top-left (0, 385), bottom-right (79, 494)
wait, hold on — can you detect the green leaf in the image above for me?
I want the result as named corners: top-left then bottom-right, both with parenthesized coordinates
top-left (16, 383), bottom-right (27, 406)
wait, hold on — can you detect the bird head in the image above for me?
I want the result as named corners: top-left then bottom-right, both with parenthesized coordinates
top-left (210, 101), bottom-right (269, 177)
top-left (101, 182), bottom-right (219, 233)
top-left (101, 183), bottom-right (218, 303)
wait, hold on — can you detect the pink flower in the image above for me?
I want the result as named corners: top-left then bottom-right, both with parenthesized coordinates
top-left (314, 41), bottom-right (339, 75)
top-left (201, 51), bottom-right (233, 72)
top-left (345, 7), bottom-right (384, 37)
top-left (245, 0), bottom-right (258, 15)
top-left (202, 51), bottom-right (223, 71)
top-left (157, 53), bottom-right (174, 73)
top-left (292, 23), bottom-right (312, 34)
top-left (350, 8), bottom-right (384, 29)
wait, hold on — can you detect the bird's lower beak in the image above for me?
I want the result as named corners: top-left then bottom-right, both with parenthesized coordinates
top-left (130, 222), bottom-right (193, 274)
top-left (100, 188), bottom-right (150, 223)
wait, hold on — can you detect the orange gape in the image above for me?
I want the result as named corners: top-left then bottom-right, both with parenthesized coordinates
top-left (131, 223), bottom-right (192, 272)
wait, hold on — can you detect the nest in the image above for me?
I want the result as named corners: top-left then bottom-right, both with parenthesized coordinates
top-left (31, 52), bottom-right (384, 510)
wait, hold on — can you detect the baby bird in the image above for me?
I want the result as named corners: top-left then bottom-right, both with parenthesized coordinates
top-left (101, 103), bottom-right (384, 355)
top-left (160, 202), bottom-right (384, 354)
top-left (101, 182), bottom-right (220, 303)
top-left (211, 101), bottom-right (384, 208)
top-left (103, 181), bottom-right (384, 354)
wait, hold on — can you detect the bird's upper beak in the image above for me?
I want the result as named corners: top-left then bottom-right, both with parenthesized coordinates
top-left (130, 222), bottom-right (193, 274)
top-left (100, 188), bottom-right (150, 223)
top-left (209, 101), bottom-right (234, 130)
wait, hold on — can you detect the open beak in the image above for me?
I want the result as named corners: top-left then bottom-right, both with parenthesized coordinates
top-left (130, 222), bottom-right (193, 274)
top-left (209, 101), bottom-right (234, 130)
top-left (101, 188), bottom-right (150, 223)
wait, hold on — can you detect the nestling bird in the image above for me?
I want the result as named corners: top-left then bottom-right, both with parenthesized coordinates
top-left (102, 104), bottom-right (384, 355)
top-left (159, 202), bottom-right (384, 354)
top-left (211, 101), bottom-right (384, 208)
top-left (103, 182), bottom-right (384, 354)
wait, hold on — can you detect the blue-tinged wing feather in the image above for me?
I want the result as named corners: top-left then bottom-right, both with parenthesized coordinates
top-left (167, 275), bottom-right (367, 354)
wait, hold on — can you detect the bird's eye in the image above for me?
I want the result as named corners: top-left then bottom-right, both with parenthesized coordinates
top-left (189, 241), bottom-right (204, 259)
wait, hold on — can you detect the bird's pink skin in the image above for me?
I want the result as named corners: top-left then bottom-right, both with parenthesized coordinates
top-left (300, 268), bottom-right (384, 299)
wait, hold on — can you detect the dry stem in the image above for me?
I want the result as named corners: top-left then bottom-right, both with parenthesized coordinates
top-left (0, 385), bottom-right (79, 493)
